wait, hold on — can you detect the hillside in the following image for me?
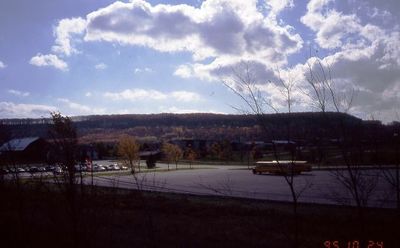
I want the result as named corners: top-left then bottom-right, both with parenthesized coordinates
top-left (0, 111), bottom-right (388, 144)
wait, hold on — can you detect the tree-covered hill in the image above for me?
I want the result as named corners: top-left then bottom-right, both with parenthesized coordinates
top-left (0, 112), bottom-right (393, 144)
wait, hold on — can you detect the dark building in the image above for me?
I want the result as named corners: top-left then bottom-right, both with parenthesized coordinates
top-left (0, 137), bottom-right (48, 165)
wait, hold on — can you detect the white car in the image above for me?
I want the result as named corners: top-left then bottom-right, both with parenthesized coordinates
top-left (110, 164), bottom-right (120, 170)
top-left (53, 166), bottom-right (63, 174)
top-left (92, 165), bottom-right (106, 172)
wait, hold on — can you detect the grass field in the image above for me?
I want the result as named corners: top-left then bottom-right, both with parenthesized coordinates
top-left (0, 181), bottom-right (398, 248)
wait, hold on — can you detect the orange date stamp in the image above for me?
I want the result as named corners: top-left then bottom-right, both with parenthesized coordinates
top-left (323, 240), bottom-right (384, 248)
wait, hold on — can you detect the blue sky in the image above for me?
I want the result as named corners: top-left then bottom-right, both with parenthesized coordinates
top-left (1, 0), bottom-right (399, 122)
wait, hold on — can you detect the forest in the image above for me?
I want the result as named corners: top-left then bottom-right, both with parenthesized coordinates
top-left (0, 111), bottom-right (396, 142)
top-left (1, 111), bottom-right (399, 165)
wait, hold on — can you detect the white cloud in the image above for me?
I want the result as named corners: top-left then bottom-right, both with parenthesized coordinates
top-left (104, 89), bottom-right (201, 102)
top-left (171, 91), bottom-right (202, 102)
top-left (0, 102), bottom-right (56, 118)
top-left (95, 63), bottom-right (107, 70)
top-left (80, 0), bottom-right (302, 80)
top-left (104, 89), bottom-right (167, 101)
top-left (41, 0), bottom-right (303, 83)
top-left (161, 106), bottom-right (225, 114)
top-left (85, 92), bottom-right (92, 97)
top-left (57, 98), bottom-right (105, 114)
top-left (183, 58), bottom-right (278, 83)
top-left (40, 0), bottom-right (400, 122)
top-left (293, 0), bottom-right (400, 122)
top-left (301, 0), bottom-right (361, 49)
top-left (52, 17), bottom-right (87, 56)
top-left (0, 61), bottom-right (6, 69)
top-left (29, 53), bottom-right (68, 71)
top-left (134, 67), bottom-right (154, 74)
top-left (265, 0), bottom-right (294, 17)
top-left (8, 89), bottom-right (30, 97)
top-left (174, 64), bottom-right (193, 78)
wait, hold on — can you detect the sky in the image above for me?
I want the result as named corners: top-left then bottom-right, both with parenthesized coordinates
top-left (0, 0), bottom-right (399, 122)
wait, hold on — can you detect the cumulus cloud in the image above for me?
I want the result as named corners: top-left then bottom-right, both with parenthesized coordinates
top-left (8, 89), bottom-right (30, 97)
top-left (264, 0), bottom-right (294, 17)
top-left (29, 53), bottom-right (68, 71)
top-left (52, 17), bottom-right (87, 56)
top-left (174, 64), bottom-right (193, 78)
top-left (0, 61), bottom-right (6, 69)
top-left (175, 58), bottom-right (279, 83)
top-left (293, 0), bottom-right (400, 121)
top-left (104, 88), bottom-right (201, 102)
top-left (0, 102), bottom-right (56, 118)
top-left (40, 0), bottom-right (400, 122)
top-left (80, 0), bottom-right (302, 80)
top-left (301, 0), bottom-right (362, 49)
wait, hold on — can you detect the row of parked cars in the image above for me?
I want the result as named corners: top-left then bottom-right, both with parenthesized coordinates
top-left (0, 163), bottom-right (129, 175)
top-left (0, 166), bottom-right (50, 174)
top-left (75, 163), bottom-right (128, 173)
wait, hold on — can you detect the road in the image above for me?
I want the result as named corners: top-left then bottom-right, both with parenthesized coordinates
top-left (82, 162), bottom-right (396, 208)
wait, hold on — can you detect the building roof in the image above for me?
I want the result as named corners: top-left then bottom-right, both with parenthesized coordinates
top-left (139, 150), bottom-right (161, 156)
top-left (0, 137), bottom-right (40, 152)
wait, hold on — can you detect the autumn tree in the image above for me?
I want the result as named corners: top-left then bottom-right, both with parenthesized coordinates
top-left (185, 146), bottom-right (197, 169)
top-left (163, 143), bottom-right (183, 170)
top-left (220, 140), bottom-right (233, 163)
top-left (247, 142), bottom-right (262, 169)
top-left (118, 135), bottom-right (140, 173)
top-left (209, 142), bottom-right (222, 160)
top-left (172, 145), bottom-right (183, 170)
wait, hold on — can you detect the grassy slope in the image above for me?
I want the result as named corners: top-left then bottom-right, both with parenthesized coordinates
top-left (0, 182), bottom-right (398, 248)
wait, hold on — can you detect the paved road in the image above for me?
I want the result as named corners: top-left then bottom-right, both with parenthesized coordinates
top-left (83, 162), bottom-right (396, 208)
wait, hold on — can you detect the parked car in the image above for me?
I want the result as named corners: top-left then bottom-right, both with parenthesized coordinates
top-left (28, 167), bottom-right (39, 173)
top-left (92, 165), bottom-right (106, 172)
top-left (252, 160), bottom-right (312, 175)
top-left (17, 167), bottom-right (26, 173)
top-left (74, 164), bottom-right (88, 172)
top-left (0, 168), bottom-right (8, 175)
top-left (104, 164), bottom-right (119, 171)
top-left (37, 167), bottom-right (47, 172)
top-left (74, 164), bottom-right (82, 172)
top-left (53, 166), bottom-right (63, 175)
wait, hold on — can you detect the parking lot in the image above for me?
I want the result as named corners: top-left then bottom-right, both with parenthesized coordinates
top-left (1, 160), bottom-right (396, 208)
top-left (83, 162), bottom-right (396, 208)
